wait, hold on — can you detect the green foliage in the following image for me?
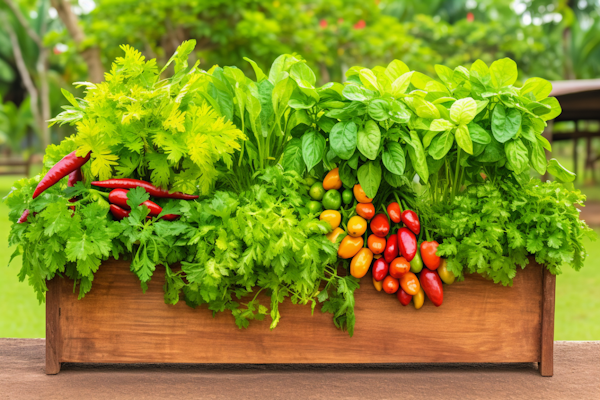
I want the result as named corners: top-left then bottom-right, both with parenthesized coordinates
top-left (426, 179), bottom-right (596, 285)
top-left (49, 42), bottom-right (246, 196)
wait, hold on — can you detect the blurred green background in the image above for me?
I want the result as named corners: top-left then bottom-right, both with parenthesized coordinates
top-left (1, 0), bottom-right (599, 339)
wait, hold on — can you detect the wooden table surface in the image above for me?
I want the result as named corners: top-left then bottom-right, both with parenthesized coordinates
top-left (1, 339), bottom-right (598, 400)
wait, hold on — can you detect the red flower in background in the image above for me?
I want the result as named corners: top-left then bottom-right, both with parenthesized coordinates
top-left (354, 19), bottom-right (366, 29)
top-left (466, 12), bottom-right (474, 22)
top-left (320, 19), bottom-right (328, 28)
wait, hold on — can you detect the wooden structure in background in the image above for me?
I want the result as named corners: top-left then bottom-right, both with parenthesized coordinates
top-left (46, 257), bottom-right (556, 376)
top-left (0, 156), bottom-right (31, 177)
top-left (549, 79), bottom-right (600, 180)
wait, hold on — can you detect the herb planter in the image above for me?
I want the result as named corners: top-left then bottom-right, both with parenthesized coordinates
top-left (46, 257), bottom-right (555, 376)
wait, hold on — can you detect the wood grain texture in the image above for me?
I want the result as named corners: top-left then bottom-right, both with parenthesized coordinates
top-left (45, 277), bottom-right (61, 374)
top-left (540, 267), bottom-right (556, 377)
top-left (51, 257), bottom-right (549, 367)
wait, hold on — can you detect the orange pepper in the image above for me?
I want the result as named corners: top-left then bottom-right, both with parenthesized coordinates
top-left (400, 271), bottom-right (420, 295)
top-left (337, 235), bottom-right (363, 259)
top-left (350, 248), bottom-right (373, 279)
top-left (323, 168), bottom-right (343, 190)
top-left (413, 287), bottom-right (425, 309)
top-left (326, 227), bottom-right (345, 243)
top-left (356, 203), bottom-right (375, 220)
top-left (353, 184), bottom-right (372, 203)
top-left (367, 234), bottom-right (386, 255)
top-left (319, 210), bottom-right (341, 230)
top-left (347, 216), bottom-right (367, 237)
top-left (372, 275), bottom-right (383, 291)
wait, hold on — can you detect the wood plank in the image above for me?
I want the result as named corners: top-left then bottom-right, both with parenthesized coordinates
top-left (540, 267), bottom-right (556, 376)
top-left (45, 277), bottom-right (61, 374)
top-left (57, 258), bottom-right (544, 365)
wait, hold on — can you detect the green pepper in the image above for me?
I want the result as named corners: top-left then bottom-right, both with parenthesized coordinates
top-left (309, 182), bottom-right (325, 201)
top-left (322, 189), bottom-right (342, 210)
top-left (410, 250), bottom-right (424, 273)
top-left (307, 200), bottom-right (323, 214)
top-left (342, 189), bottom-right (353, 205)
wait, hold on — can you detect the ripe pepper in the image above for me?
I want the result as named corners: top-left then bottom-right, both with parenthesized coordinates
top-left (421, 240), bottom-right (441, 270)
top-left (383, 233), bottom-right (398, 263)
top-left (396, 288), bottom-right (412, 306)
top-left (437, 259), bottom-right (455, 284)
top-left (68, 168), bottom-right (83, 211)
top-left (387, 202), bottom-right (401, 224)
top-left (350, 248), bottom-right (373, 279)
top-left (323, 168), bottom-right (343, 190)
top-left (400, 271), bottom-right (420, 295)
top-left (410, 250), bottom-right (424, 273)
top-left (17, 209), bottom-right (31, 224)
top-left (370, 213), bottom-right (390, 238)
top-left (337, 235), bottom-right (363, 259)
top-left (372, 257), bottom-right (389, 281)
top-left (108, 189), bottom-right (179, 220)
top-left (372, 275), bottom-right (383, 292)
top-left (353, 184), bottom-right (372, 203)
top-left (109, 204), bottom-right (130, 220)
top-left (92, 178), bottom-right (199, 200)
top-left (382, 276), bottom-right (399, 294)
top-left (320, 210), bottom-right (341, 230)
top-left (420, 268), bottom-right (444, 307)
top-left (356, 203), bottom-right (375, 220)
top-left (367, 234), bottom-right (386, 254)
top-left (413, 287), bottom-right (425, 309)
top-left (397, 227), bottom-right (417, 261)
top-left (347, 216), bottom-right (367, 237)
top-left (32, 151), bottom-right (91, 199)
top-left (401, 209), bottom-right (421, 235)
top-left (389, 257), bottom-right (410, 279)
top-left (326, 227), bottom-right (345, 243)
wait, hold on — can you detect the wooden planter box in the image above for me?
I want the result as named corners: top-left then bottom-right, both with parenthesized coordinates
top-left (46, 257), bottom-right (556, 376)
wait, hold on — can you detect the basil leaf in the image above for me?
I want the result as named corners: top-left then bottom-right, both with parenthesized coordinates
top-left (391, 72), bottom-right (413, 97)
top-left (492, 104), bottom-right (521, 143)
top-left (348, 152), bottom-right (359, 169)
top-left (384, 169), bottom-right (407, 188)
top-left (429, 131), bottom-right (454, 160)
top-left (455, 124), bottom-right (473, 155)
top-left (490, 58), bottom-right (518, 89)
top-left (382, 142), bottom-right (406, 175)
top-left (290, 62), bottom-right (316, 86)
top-left (282, 138), bottom-right (304, 175)
top-left (357, 120), bottom-right (381, 160)
top-left (520, 77), bottom-right (552, 101)
top-left (342, 84), bottom-right (375, 101)
top-left (407, 130), bottom-right (429, 183)
top-left (367, 99), bottom-right (390, 121)
top-left (547, 158), bottom-right (576, 182)
top-left (505, 138), bottom-right (528, 173)
top-left (467, 122), bottom-right (491, 144)
top-left (539, 97), bottom-right (562, 121)
top-left (357, 161), bottom-right (382, 198)
top-left (388, 100), bottom-right (411, 123)
top-left (302, 130), bottom-right (326, 172)
top-left (529, 140), bottom-right (547, 175)
top-left (289, 91), bottom-right (316, 109)
top-left (450, 98), bottom-right (477, 125)
top-left (330, 121), bottom-right (358, 160)
top-left (339, 161), bottom-right (357, 188)
top-left (475, 138), bottom-right (505, 163)
top-left (386, 60), bottom-right (410, 81)
top-left (430, 119), bottom-right (455, 132)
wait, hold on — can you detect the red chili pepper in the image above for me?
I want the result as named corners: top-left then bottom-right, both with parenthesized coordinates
top-left (109, 204), bottom-right (130, 220)
top-left (397, 227), bottom-right (417, 262)
top-left (32, 151), bottom-right (91, 199)
top-left (396, 288), bottom-right (412, 306)
top-left (383, 233), bottom-right (398, 264)
top-left (421, 240), bottom-right (441, 270)
top-left (401, 209), bottom-right (420, 235)
top-left (92, 179), bottom-right (198, 200)
top-left (420, 268), bottom-right (444, 307)
top-left (68, 168), bottom-right (83, 211)
top-left (387, 202), bottom-right (401, 224)
top-left (17, 209), bottom-right (31, 224)
top-left (108, 189), bottom-right (179, 220)
top-left (372, 258), bottom-right (389, 282)
top-left (370, 213), bottom-right (390, 238)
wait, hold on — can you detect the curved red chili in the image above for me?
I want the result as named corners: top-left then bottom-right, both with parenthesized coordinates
top-left (370, 213), bottom-right (390, 238)
top-left (396, 288), bottom-right (412, 306)
top-left (32, 151), bottom-right (91, 199)
top-left (108, 189), bottom-right (179, 220)
top-left (383, 233), bottom-right (398, 264)
top-left (17, 209), bottom-right (31, 224)
top-left (420, 268), bottom-right (444, 307)
top-left (92, 179), bottom-right (198, 200)
top-left (372, 258), bottom-right (389, 282)
top-left (109, 204), bottom-right (130, 220)
top-left (397, 227), bottom-right (417, 262)
top-left (401, 210), bottom-right (420, 235)
top-left (387, 202), bottom-right (401, 224)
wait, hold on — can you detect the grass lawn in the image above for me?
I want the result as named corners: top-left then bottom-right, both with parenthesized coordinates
top-left (0, 173), bottom-right (599, 339)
